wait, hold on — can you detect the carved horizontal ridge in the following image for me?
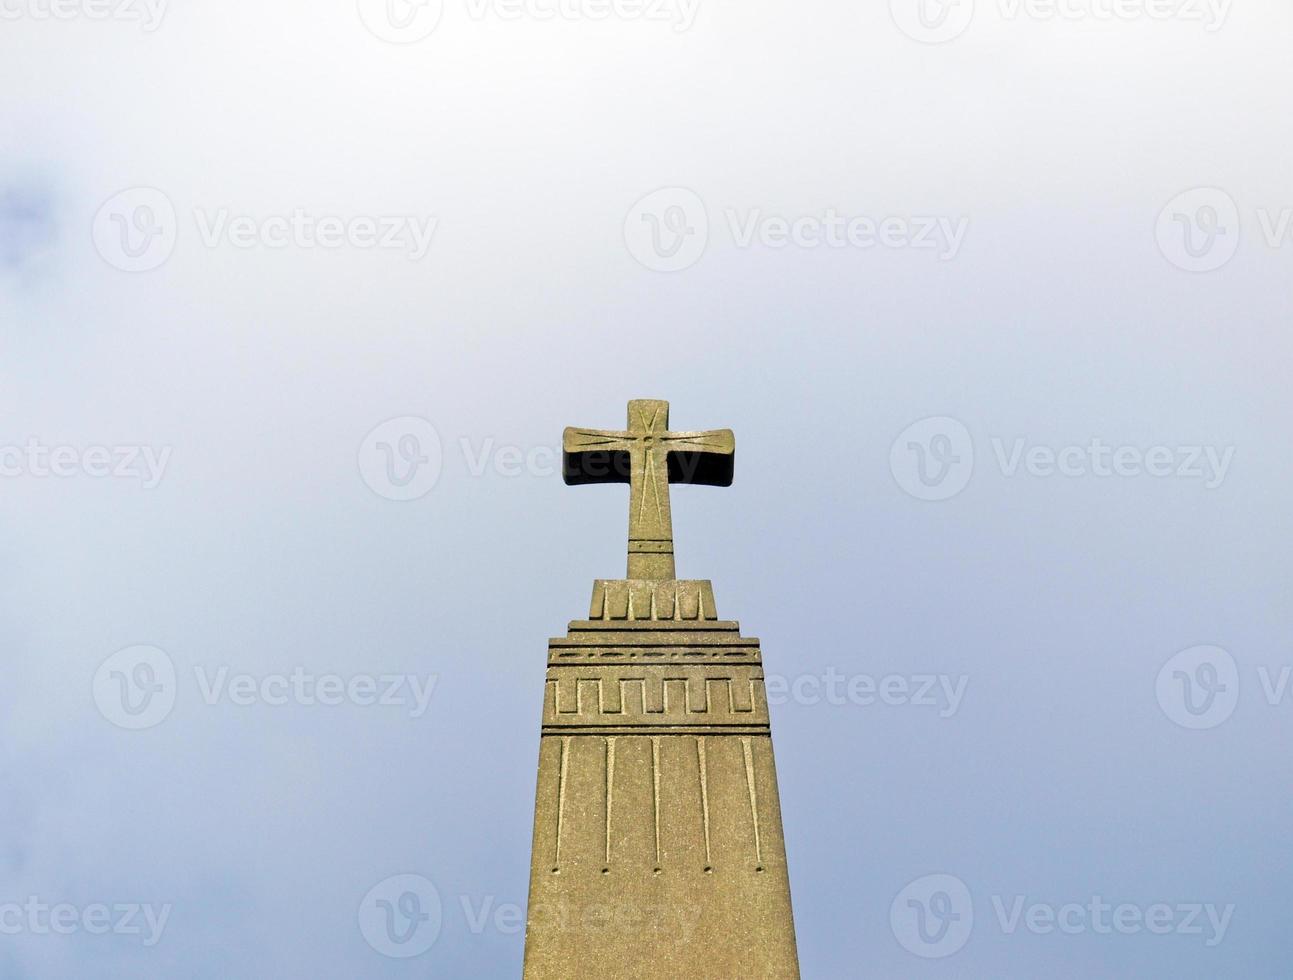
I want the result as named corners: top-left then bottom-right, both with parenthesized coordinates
top-left (543, 666), bottom-right (769, 730)
top-left (555, 632), bottom-right (754, 646)
top-left (588, 579), bottom-right (719, 621)
top-left (550, 649), bottom-right (760, 665)
top-left (541, 725), bottom-right (769, 736)
top-left (545, 601), bottom-right (770, 731)
top-left (566, 619), bottom-right (741, 632)
top-left (545, 675), bottom-right (764, 713)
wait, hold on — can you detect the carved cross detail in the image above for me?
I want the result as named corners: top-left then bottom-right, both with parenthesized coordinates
top-left (563, 399), bottom-right (734, 580)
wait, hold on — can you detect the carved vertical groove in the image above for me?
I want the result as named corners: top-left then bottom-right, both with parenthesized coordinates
top-left (553, 736), bottom-right (570, 873)
top-left (697, 736), bottom-right (712, 872)
top-left (651, 736), bottom-right (662, 872)
top-left (603, 737), bottom-right (616, 872)
top-left (742, 736), bottom-right (765, 871)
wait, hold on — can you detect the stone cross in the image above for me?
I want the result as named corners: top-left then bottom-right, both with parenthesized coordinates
top-left (563, 399), bottom-right (734, 580)
top-left (525, 399), bottom-right (799, 978)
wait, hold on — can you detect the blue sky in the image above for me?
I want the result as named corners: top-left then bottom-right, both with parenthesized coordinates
top-left (2, 1), bottom-right (1291, 976)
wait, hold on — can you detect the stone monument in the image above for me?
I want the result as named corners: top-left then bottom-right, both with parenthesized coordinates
top-left (522, 399), bottom-right (800, 979)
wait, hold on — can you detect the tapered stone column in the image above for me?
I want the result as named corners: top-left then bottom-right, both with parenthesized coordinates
top-left (522, 402), bottom-right (800, 979)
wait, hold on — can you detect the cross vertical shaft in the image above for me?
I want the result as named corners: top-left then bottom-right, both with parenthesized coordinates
top-left (563, 399), bottom-right (735, 580)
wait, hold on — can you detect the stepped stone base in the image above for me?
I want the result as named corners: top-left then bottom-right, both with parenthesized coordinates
top-left (522, 585), bottom-right (800, 980)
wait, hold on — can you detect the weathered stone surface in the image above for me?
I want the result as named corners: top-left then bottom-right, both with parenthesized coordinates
top-left (522, 401), bottom-right (799, 979)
